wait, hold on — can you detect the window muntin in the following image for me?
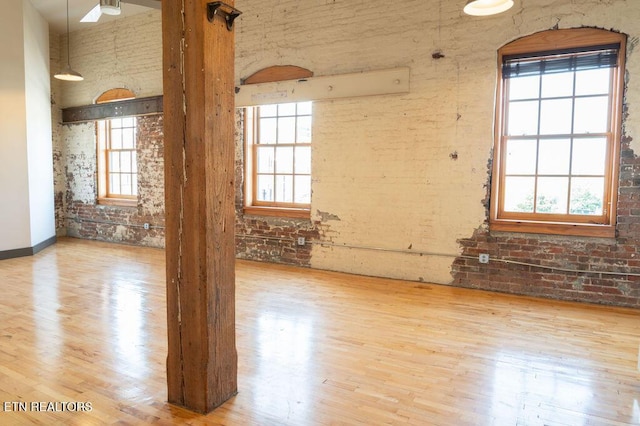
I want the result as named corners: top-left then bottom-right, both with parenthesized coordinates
top-left (490, 30), bottom-right (625, 237)
top-left (97, 116), bottom-right (138, 202)
top-left (95, 89), bottom-right (138, 206)
top-left (246, 101), bottom-right (312, 211)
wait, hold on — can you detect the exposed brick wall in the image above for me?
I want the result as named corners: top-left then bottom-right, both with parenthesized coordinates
top-left (50, 30), bottom-right (66, 237)
top-left (58, 11), bottom-right (162, 108)
top-left (52, 0), bottom-right (640, 306)
top-left (452, 133), bottom-right (640, 308)
top-left (235, 216), bottom-right (319, 266)
top-left (64, 115), bottom-right (165, 248)
top-left (59, 108), bottom-right (320, 266)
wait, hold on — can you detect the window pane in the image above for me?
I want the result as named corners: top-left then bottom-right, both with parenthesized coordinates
top-left (132, 154), bottom-right (137, 172)
top-left (109, 152), bottom-right (120, 172)
top-left (570, 177), bottom-right (604, 215)
top-left (295, 146), bottom-right (311, 174)
top-left (297, 116), bottom-right (312, 143)
top-left (575, 68), bottom-right (610, 96)
top-left (259, 118), bottom-right (277, 144)
top-left (277, 117), bottom-right (296, 143)
top-left (259, 104), bottom-right (277, 117)
top-left (278, 103), bottom-right (296, 116)
top-left (504, 176), bottom-right (535, 212)
top-left (572, 138), bottom-right (606, 175)
top-left (505, 139), bottom-right (536, 175)
top-left (275, 175), bottom-right (293, 203)
top-left (294, 175), bottom-right (311, 204)
top-left (507, 101), bottom-right (539, 136)
top-left (120, 152), bottom-right (132, 173)
top-left (508, 75), bottom-right (540, 100)
top-left (121, 174), bottom-right (132, 195)
top-left (541, 72), bottom-right (573, 98)
top-left (111, 128), bottom-right (123, 149)
top-left (122, 128), bottom-right (135, 149)
top-left (573, 96), bottom-right (608, 134)
top-left (250, 101), bottom-right (312, 208)
top-left (538, 139), bottom-right (570, 175)
top-left (297, 101), bottom-right (312, 115)
top-left (536, 177), bottom-right (568, 214)
top-left (539, 99), bottom-right (572, 135)
top-left (110, 174), bottom-right (120, 194)
top-left (275, 146), bottom-right (294, 174)
top-left (256, 146), bottom-right (274, 173)
top-left (132, 174), bottom-right (138, 196)
top-left (121, 117), bottom-right (135, 127)
top-left (257, 175), bottom-right (274, 201)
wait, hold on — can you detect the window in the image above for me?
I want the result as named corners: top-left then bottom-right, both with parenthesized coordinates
top-left (244, 101), bottom-right (312, 217)
top-left (490, 29), bottom-right (626, 238)
top-left (95, 89), bottom-right (138, 206)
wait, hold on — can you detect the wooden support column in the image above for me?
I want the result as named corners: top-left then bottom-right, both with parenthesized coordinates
top-left (162, 0), bottom-right (237, 413)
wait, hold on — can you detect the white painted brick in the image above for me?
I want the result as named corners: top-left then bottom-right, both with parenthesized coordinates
top-left (54, 0), bottom-right (640, 284)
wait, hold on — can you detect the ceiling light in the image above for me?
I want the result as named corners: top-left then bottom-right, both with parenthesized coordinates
top-left (101, 0), bottom-right (121, 16)
top-left (54, 66), bottom-right (84, 82)
top-left (464, 0), bottom-right (514, 16)
top-left (55, 0), bottom-right (83, 82)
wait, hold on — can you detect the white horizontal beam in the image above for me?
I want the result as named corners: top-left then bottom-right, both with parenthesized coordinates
top-left (235, 67), bottom-right (410, 107)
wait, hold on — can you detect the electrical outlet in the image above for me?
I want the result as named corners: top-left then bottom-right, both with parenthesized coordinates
top-left (143, 223), bottom-right (150, 230)
top-left (479, 253), bottom-right (489, 264)
top-left (297, 237), bottom-right (306, 246)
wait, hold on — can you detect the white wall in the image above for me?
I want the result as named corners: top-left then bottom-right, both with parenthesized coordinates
top-left (57, 10), bottom-right (162, 108)
top-left (24, 0), bottom-right (55, 247)
top-left (0, 0), bottom-right (55, 252)
top-left (0, 0), bottom-right (31, 251)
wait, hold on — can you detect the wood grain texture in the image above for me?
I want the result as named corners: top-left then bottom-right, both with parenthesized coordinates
top-left (242, 65), bottom-right (314, 85)
top-left (162, 0), bottom-right (237, 413)
top-left (0, 238), bottom-right (639, 425)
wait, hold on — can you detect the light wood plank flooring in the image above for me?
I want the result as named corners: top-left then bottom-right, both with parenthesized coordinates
top-left (1, 237), bottom-right (639, 425)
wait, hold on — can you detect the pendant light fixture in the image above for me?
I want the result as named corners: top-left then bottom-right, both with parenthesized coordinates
top-left (464, 0), bottom-right (514, 16)
top-left (100, 0), bottom-right (122, 16)
top-left (55, 0), bottom-right (84, 81)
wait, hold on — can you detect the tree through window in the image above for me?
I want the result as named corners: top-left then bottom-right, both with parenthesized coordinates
top-left (490, 29), bottom-right (626, 237)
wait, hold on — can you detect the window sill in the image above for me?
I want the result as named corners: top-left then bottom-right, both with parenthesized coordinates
top-left (243, 206), bottom-right (310, 219)
top-left (98, 198), bottom-right (138, 208)
top-left (490, 219), bottom-right (615, 239)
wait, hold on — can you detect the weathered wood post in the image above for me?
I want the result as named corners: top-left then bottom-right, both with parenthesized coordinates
top-left (162, 0), bottom-right (239, 413)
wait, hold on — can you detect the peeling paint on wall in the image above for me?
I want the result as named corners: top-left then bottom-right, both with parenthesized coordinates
top-left (61, 115), bottom-right (166, 248)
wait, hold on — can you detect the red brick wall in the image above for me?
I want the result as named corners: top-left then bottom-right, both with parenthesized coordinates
top-left (235, 215), bottom-right (320, 266)
top-left (452, 135), bottom-right (640, 308)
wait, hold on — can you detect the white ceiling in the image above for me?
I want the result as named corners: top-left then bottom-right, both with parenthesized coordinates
top-left (30, 0), bottom-right (159, 33)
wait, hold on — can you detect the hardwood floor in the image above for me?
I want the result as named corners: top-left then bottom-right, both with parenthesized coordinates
top-left (0, 238), bottom-right (639, 425)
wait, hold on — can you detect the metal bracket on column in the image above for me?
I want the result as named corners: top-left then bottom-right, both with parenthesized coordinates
top-left (207, 2), bottom-right (242, 31)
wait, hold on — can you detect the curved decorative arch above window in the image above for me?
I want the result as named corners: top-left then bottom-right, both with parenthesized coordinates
top-left (95, 88), bottom-right (136, 104)
top-left (242, 65), bottom-right (313, 85)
